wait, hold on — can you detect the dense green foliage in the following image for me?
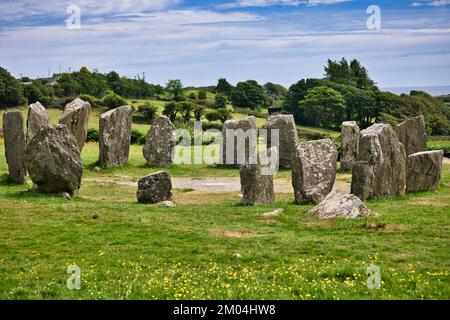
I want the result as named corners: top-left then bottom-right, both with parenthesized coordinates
top-left (0, 67), bottom-right (26, 108)
top-left (231, 80), bottom-right (269, 111)
top-left (102, 93), bottom-right (128, 110)
top-left (215, 78), bottom-right (233, 98)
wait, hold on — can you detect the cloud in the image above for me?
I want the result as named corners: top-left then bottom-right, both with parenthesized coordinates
top-left (0, 0), bottom-right (182, 22)
top-left (411, 0), bottom-right (450, 6)
top-left (218, 0), bottom-right (351, 9)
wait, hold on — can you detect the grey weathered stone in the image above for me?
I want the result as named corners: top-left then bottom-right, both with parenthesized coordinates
top-left (24, 124), bottom-right (82, 195)
top-left (27, 101), bottom-right (49, 143)
top-left (156, 200), bottom-right (176, 208)
top-left (222, 117), bottom-right (257, 166)
top-left (59, 98), bottom-right (91, 151)
top-left (394, 115), bottom-right (427, 156)
top-left (292, 139), bottom-right (338, 204)
top-left (307, 190), bottom-right (372, 220)
top-left (261, 208), bottom-right (284, 217)
top-left (143, 116), bottom-right (175, 167)
top-left (351, 123), bottom-right (406, 200)
top-left (406, 150), bottom-right (443, 192)
top-left (3, 112), bottom-right (27, 184)
top-left (240, 148), bottom-right (277, 205)
top-left (99, 105), bottom-right (132, 167)
top-left (137, 171), bottom-right (173, 204)
top-left (264, 114), bottom-right (299, 168)
top-left (340, 121), bottom-right (360, 171)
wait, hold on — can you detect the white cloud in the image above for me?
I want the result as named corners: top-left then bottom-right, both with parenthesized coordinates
top-left (411, 0), bottom-right (450, 6)
top-left (0, 0), bottom-right (181, 22)
top-left (218, 0), bottom-right (350, 9)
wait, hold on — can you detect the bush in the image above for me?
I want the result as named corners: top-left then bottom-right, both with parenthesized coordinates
top-left (214, 94), bottom-right (228, 109)
top-left (138, 103), bottom-right (158, 123)
top-left (103, 93), bottom-right (128, 109)
top-left (131, 129), bottom-right (146, 145)
top-left (79, 94), bottom-right (102, 108)
top-left (205, 109), bottom-right (221, 122)
top-left (86, 128), bottom-right (99, 142)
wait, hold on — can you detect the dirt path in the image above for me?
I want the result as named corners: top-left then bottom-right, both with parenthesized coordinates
top-left (444, 157), bottom-right (450, 164)
top-left (86, 177), bottom-right (351, 193)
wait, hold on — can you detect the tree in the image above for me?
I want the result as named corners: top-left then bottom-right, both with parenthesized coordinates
top-left (217, 109), bottom-right (232, 124)
top-left (189, 92), bottom-right (196, 100)
top-left (138, 103), bottom-right (158, 123)
top-left (163, 102), bottom-right (179, 123)
top-left (0, 67), bottom-right (26, 109)
top-left (198, 90), bottom-right (207, 100)
top-left (283, 78), bottom-right (321, 123)
top-left (166, 79), bottom-right (184, 101)
top-left (299, 87), bottom-right (346, 129)
top-left (231, 80), bottom-right (268, 111)
top-left (80, 66), bottom-right (90, 74)
top-left (214, 94), bottom-right (228, 109)
top-left (179, 101), bottom-right (194, 122)
top-left (193, 104), bottom-right (206, 121)
top-left (264, 82), bottom-right (287, 97)
top-left (205, 110), bottom-right (221, 123)
top-left (350, 59), bottom-right (375, 89)
top-left (216, 78), bottom-right (233, 98)
top-left (324, 58), bottom-right (354, 86)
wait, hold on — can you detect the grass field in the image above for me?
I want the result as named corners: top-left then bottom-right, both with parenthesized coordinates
top-left (0, 141), bottom-right (449, 300)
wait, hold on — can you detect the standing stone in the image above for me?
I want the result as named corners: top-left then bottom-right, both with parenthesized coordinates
top-left (24, 125), bottom-right (82, 195)
top-left (59, 98), bottom-right (91, 151)
top-left (240, 147), bottom-right (278, 205)
top-left (3, 112), bottom-right (27, 184)
top-left (351, 123), bottom-right (406, 200)
top-left (222, 117), bottom-right (257, 166)
top-left (292, 139), bottom-right (338, 204)
top-left (99, 105), bottom-right (132, 167)
top-left (394, 115), bottom-right (427, 156)
top-left (340, 121), bottom-right (360, 171)
top-left (307, 190), bottom-right (372, 220)
top-left (136, 172), bottom-right (173, 204)
top-left (406, 150), bottom-right (443, 192)
top-left (27, 101), bottom-right (50, 143)
top-left (264, 114), bottom-right (298, 168)
top-left (143, 116), bottom-right (175, 167)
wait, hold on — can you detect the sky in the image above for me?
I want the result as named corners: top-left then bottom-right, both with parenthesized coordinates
top-left (0, 0), bottom-right (449, 88)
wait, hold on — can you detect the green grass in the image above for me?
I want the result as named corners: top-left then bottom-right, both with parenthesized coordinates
top-left (0, 141), bottom-right (449, 300)
top-left (428, 140), bottom-right (450, 157)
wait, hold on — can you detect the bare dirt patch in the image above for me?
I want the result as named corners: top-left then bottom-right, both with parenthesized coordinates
top-left (410, 200), bottom-right (449, 207)
top-left (214, 230), bottom-right (260, 238)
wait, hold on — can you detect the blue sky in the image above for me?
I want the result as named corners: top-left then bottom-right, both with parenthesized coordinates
top-left (0, 0), bottom-right (449, 88)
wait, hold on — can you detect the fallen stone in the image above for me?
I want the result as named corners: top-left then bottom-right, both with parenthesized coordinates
top-left (99, 105), bottom-right (132, 167)
top-left (156, 200), bottom-right (176, 208)
top-left (351, 123), bottom-right (406, 200)
top-left (240, 148), bottom-right (278, 205)
top-left (222, 117), bottom-right (257, 166)
top-left (3, 112), bottom-right (27, 184)
top-left (59, 98), bottom-right (91, 151)
top-left (307, 190), bottom-right (372, 219)
top-left (394, 115), bottom-right (427, 156)
top-left (340, 121), bottom-right (360, 171)
top-left (27, 101), bottom-right (49, 143)
top-left (61, 192), bottom-right (71, 200)
top-left (406, 150), bottom-right (443, 192)
top-left (292, 139), bottom-right (338, 204)
top-left (261, 208), bottom-right (284, 217)
top-left (137, 171), bottom-right (173, 204)
top-left (232, 253), bottom-right (242, 259)
top-left (24, 124), bottom-right (82, 195)
top-left (143, 116), bottom-right (175, 167)
top-left (264, 114), bottom-right (299, 168)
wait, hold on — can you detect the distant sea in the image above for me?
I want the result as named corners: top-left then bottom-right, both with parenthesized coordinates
top-left (382, 86), bottom-right (450, 96)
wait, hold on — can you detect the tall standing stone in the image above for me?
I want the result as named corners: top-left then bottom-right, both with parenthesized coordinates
top-left (143, 116), bottom-right (175, 167)
top-left (3, 112), bottom-right (27, 184)
top-left (221, 117), bottom-right (257, 166)
top-left (25, 125), bottom-right (82, 195)
top-left (59, 98), bottom-right (91, 151)
top-left (340, 121), bottom-right (360, 171)
top-left (240, 147), bottom-right (278, 205)
top-left (27, 101), bottom-right (50, 143)
top-left (394, 115), bottom-right (427, 156)
top-left (406, 150), bottom-right (443, 192)
top-left (136, 172), bottom-right (173, 204)
top-left (292, 139), bottom-right (338, 204)
top-left (264, 114), bottom-right (298, 168)
top-left (351, 123), bottom-right (406, 200)
top-left (99, 105), bottom-right (132, 167)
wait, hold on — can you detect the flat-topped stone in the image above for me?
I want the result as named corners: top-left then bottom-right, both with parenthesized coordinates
top-left (3, 112), bottom-right (27, 184)
top-left (221, 117), bottom-right (257, 166)
top-left (394, 115), bottom-right (427, 156)
top-left (264, 114), bottom-right (298, 168)
top-left (406, 150), bottom-right (443, 192)
top-left (143, 116), bottom-right (175, 167)
top-left (340, 121), bottom-right (359, 171)
top-left (137, 171), bottom-right (173, 204)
